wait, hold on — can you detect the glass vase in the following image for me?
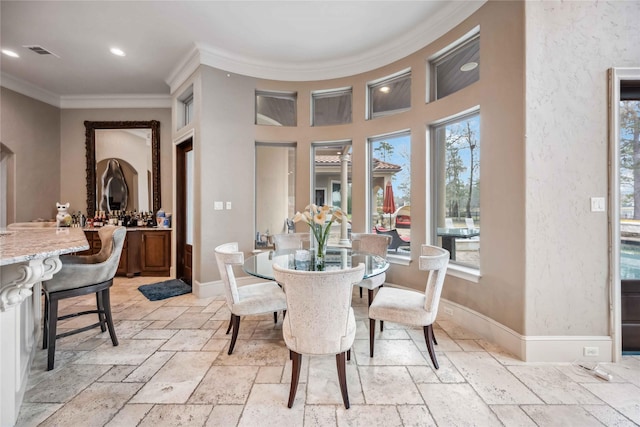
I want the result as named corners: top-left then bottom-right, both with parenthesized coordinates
top-left (315, 241), bottom-right (326, 271)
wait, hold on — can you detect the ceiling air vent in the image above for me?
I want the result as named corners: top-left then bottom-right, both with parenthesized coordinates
top-left (23, 45), bottom-right (59, 58)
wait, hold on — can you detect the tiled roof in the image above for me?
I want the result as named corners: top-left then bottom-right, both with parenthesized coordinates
top-left (315, 155), bottom-right (402, 172)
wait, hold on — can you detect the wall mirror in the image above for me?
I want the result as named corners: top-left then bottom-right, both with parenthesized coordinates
top-left (85, 120), bottom-right (161, 217)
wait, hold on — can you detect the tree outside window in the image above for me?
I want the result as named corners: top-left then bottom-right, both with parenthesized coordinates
top-left (434, 113), bottom-right (480, 268)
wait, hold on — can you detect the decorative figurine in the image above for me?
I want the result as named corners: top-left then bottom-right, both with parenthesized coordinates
top-left (55, 202), bottom-right (72, 227)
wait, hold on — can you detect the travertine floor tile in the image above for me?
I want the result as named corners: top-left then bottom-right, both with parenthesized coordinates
top-left (38, 382), bottom-right (141, 427)
top-left (238, 383), bottom-right (305, 427)
top-left (418, 383), bottom-right (502, 426)
top-left (130, 351), bottom-right (217, 404)
top-left (359, 366), bottom-right (423, 404)
top-left (521, 404), bottom-right (605, 426)
top-left (581, 382), bottom-right (640, 424)
top-left (138, 404), bottom-right (213, 426)
top-left (15, 276), bottom-right (640, 427)
top-left (188, 365), bottom-right (259, 404)
top-left (447, 352), bottom-right (543, 404)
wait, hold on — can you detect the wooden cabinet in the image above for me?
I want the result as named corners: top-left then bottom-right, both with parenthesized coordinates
top-left (82, 229), bottom-right (171, 277)
top-left (140, 230), bottom-right (171, 276)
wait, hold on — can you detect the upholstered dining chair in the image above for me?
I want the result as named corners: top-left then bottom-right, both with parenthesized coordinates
top-left (368, 244), bottom-right (449, 369)
top-left (273, 233), bottom-right (310, 251)
top-left (351, 233), bottom-right (391, 307)
top-left (42, 225), bottom-right (126, 371)
top-left (214, 242), bottom-right (287, 355)
top-left (272, 262), bottom-right (365, 409)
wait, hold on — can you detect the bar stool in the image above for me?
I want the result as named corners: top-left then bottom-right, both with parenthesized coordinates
top-left (42, 225), bottom-right (126, 370)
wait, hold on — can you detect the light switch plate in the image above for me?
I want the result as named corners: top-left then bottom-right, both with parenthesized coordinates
top-left (226, 202), bottom-right (232, 210)
top-left (214, 201), bottom-right (223, 210)
top-left (590, 197), bottom-right (605, 212)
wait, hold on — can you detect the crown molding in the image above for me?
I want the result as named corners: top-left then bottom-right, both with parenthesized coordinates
top-left (167, 1), bottom-right (485, 86)
top-left (1, 73), bottom-right (171, 109)
top-left (1, 72), bottom-right (60, 107)
top-left (59, 94), bottom-right (171, 109)
top-left (166, 45), bottom-right (201, 95)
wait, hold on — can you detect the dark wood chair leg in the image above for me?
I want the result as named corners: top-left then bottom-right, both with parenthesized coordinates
top-left (347, 349), bottom-right (351, 361)
top-left (336, 352), bottom-right (350, 409)
top-left (42, 292), bottom-right (49, 349)
top-left (283, 309), bottom-right (286, 319)
top-left (424, 324), bottom-right (439, 369)
top-left (432, 329), bottom-right (438, 346)
top-left (96, 292), bottom-right (106, 332)
top-left (369, 318), bottom-right (375, 357)
top-left (273, 312), bottom-right (278, 324)
top-left (288, 351), bottom-right (302, 408)
top-left (359, 287), bottom-right (363, 298)
top-left (102, 288), bottom-right (118, 346)
top-left (46, 295), bottom-right (59, 371)
top-left (228, 314), bottom-right (241, 355)
top-left (225, 314), bottom-right (233, 334)
top-left (380, 320), bottom-right (384, 332)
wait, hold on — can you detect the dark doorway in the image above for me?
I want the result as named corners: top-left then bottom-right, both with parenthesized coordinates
top-left (176, 138), bottom-right (193, 285)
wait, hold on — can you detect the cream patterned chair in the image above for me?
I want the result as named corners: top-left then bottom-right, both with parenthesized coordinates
top-left (42, 225), bottom-right (126, 371)
top-left (272, 262), bottom-right (365, 409)
top-left (273, 233), bottom-right (310, 251)
top-left (368, 244), bottom-right (449, 369)
top-left (214, 242), bottom-right (287, 355)
top-left (351, 233), bottom-right (391, 308)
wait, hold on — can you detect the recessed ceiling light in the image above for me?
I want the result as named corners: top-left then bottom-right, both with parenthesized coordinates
top-left (2, 49), bottom-right (19, 58)
top-left (110, 47), bottom-right (126, 57)
top-left (460, 62), bottom-right (478, 72)
top-left (379, 86), bottom-right (390, 93)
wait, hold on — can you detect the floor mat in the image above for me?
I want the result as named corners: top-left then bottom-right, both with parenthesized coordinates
top-left (138, 279), bottom-right (191, 301)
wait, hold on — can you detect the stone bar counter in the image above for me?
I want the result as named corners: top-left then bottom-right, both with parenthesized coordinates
top-left (0, 227), bottom-right (88, 427)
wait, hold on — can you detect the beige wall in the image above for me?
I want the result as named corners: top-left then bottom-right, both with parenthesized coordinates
top-left (0, 88), bottom-right (61, 221)
top-left (60, 108), bottom-right (172, 216)
top-left (182, 2), bottom-right (528, 335)
top-left (524, 1), bottom-right (640, 336)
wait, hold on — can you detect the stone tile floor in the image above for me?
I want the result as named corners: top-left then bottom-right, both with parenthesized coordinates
top-left (16, 276), bottom-right (640, 426)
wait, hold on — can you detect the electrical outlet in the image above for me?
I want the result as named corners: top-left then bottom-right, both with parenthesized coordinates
top-left (443, 307), bottom-right (454, 316)
top-left (226, 201), bottom-right (232, 210)
top-left (583, 346), bottom-right (599, 357)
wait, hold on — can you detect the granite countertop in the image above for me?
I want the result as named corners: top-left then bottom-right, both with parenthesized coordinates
top-left (0, 227), bottom-right (89, 266)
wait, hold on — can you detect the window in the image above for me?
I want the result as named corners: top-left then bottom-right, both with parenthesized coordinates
top-left (256, 91), bottom-right (297, 126)
top-left (312, 141), bottom-right (352, 245)
top-left (312, 88), bottom-right (352, 126)
top-left (368, 70), bottom-right (411, 119)
top-left (432, 112), bottom-right (480, 268)
top-left (177, 85), bottom-right (194, 129)
top-left (368, 131), bottom-right (411, 257)
top-left (430, 34), bottom-right (479, 101)
top-left (255, 143), bottom-right (296, 247)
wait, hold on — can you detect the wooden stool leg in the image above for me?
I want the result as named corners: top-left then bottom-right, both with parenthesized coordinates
top-left (102, 288), bottom-right (118, 346)
top-left (42, 292), bottom-right (49, 349)
top-left (96, 292), bottom-right (106, 332)
top-left (288, 351), bottom-right (302, 408)
top-left (46, 295), bottom-right (59, 371)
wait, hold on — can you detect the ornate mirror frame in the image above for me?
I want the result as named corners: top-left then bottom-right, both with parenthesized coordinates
top-left (85, 120), bottom-right (161, 217)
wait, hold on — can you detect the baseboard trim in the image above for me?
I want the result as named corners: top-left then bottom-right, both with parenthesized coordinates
top-left (438, 299), bottom-right (613, 362)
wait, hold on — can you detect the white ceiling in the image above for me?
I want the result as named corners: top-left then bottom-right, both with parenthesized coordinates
top-left (0, 1), bottom-right (483, 105)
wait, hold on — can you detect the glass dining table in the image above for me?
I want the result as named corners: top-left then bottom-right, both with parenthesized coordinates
top-left (243, 247), bottom-right (390, 281)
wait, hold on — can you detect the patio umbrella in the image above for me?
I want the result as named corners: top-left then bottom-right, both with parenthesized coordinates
top-left (382, 181), bottom-right (396, 228)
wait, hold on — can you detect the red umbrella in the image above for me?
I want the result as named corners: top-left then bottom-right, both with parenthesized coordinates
top-left (382, 181), bottom-right (396, 228)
